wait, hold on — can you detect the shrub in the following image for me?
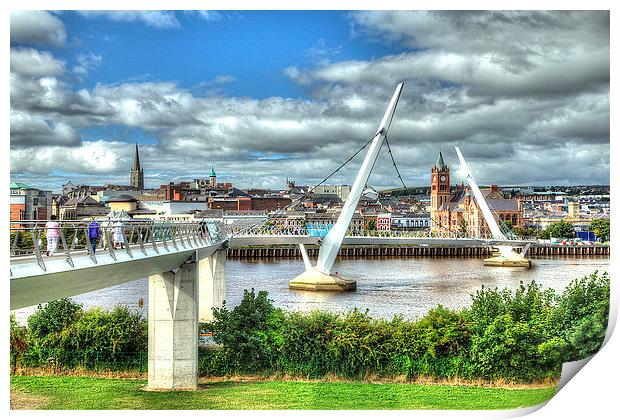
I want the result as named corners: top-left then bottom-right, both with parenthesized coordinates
top-left (27, 298), bottom-right (83, 341)
top-left (206, 288), bottom-right (279, 372)
top-left (10, 314), bottom-right (29, 374)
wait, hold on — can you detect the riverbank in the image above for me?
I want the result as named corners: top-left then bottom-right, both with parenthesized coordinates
top-left (226, 244), bottom-right (610, 258)
top-left (10, 375), bottom-right (557, 410)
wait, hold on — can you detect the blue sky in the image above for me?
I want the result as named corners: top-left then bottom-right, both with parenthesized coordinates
top-left (57, 11), bottom-right (404, 99)
top-left (10, 11), bottom-right (610, 191)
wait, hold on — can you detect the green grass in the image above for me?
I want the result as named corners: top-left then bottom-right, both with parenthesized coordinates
top-left (11, 375), bottom-right (557, 410)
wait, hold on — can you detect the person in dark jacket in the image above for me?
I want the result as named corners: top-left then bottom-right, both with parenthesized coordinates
top-left (88, 219), bottom-right (100, 254)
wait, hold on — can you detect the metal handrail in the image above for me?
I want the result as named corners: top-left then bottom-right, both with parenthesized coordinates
top-left (9, 219), bottom-right (228, 272)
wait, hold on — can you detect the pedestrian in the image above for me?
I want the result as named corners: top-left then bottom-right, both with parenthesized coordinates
top-left (88, 218), bottom-right (100, 254)
top-left (113, 219), bottom-right (125, 249)
top-left (45, 215), bottom-right (60, 256)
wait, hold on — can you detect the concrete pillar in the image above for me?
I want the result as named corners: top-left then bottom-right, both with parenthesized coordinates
top-left (147, 255), bottom-right (198, 390)
top-left (198, 249), bottom-right (227, 322)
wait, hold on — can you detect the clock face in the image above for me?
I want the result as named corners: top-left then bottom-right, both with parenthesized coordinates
top-left (440, 175), bottom-right (446, 182)
top-left (433, 175), bottom-right (437, 182)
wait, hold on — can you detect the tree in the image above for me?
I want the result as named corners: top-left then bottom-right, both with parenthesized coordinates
top-left (366, 219), bottom-right (376, 230)
top-left (589, 219), bottom-right (610, 242)
top-left (546, 220), bottom-right (575, 239)
top-left (206, 289), bottom-right (279, 372)
top-left (458, 218), bottom-right (468, 236)
top-left (10, 314), bottom-right (29, 374)
top-left (27, 298), bottom-right (83, 341)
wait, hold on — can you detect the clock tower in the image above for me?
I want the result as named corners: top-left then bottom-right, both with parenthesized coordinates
top-left (430, 150), bottom-right (450, 231)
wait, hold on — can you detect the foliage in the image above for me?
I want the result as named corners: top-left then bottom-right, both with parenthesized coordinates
top-left (10, 314), bottom-right (29, 374)
top-left (205, 289), bottom-right (278, 372)
top-left (202, 273), bottom-right (608, 382)
top-left (458, 218), bottom-right (468, 235)
top-left (511, 226), bottom-right (539, 238)
top-left (589, 219), bottom-right (610, 242)
top-left (12, 272), bottom-right (609, 384)
top-left (27, 299), bottom-right (83, 341)
top-left (366, 219), bottom-right (377, 230)
top-left (20, 302), bottom-right (147, 371)
top-left (545, 220), bottom-right (575, 239)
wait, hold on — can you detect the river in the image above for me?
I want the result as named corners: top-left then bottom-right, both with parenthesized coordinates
top-left (12, 256), bottom-right (610, 324)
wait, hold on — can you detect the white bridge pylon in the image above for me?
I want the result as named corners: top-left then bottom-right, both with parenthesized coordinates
top-left (454, 146), bottom-right (532, 266)
top-left (316, 82), bottom-right (404, 274)
top-left (290, 82), bottom-right (405, 290)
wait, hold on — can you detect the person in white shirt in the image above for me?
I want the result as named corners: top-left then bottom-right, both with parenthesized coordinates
top-left (113, 220), bottom-right (125, 249)
top-left (45, 215), bottom-right (61, 256)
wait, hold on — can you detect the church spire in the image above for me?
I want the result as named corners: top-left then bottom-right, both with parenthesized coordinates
top-left (130, 143), bottom-right (144, 190)
top-left (132, 143), bottom-right (141, 171)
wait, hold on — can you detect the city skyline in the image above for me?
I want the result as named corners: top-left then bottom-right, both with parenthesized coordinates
top-left (10, 10), bottom-right (610, 191)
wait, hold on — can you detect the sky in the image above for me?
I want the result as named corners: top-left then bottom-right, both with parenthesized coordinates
top-left (9, 10), bottom-right (610, 192)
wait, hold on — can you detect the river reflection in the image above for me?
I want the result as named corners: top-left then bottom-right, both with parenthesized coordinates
top-left (12, 256), bottom-right (610, 324)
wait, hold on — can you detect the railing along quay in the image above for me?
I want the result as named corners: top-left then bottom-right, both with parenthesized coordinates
top-left (226, 243), bottom-right (609, 259)
top-left (10, 219), bottom-right (227, 272)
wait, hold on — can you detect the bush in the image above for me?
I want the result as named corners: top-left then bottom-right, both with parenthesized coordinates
top-left (205, 288), bottom-right (280, 372)
top-left (551, 271), bottom-right (610, 360)
top-left (10, 314), bottom-right (29, 374)
top-left (28, 299), bottom-right (83, 341)
top-left (11, 272), bottom-right (610, 383)
top-left (20, 300), bottom-right (147, 371)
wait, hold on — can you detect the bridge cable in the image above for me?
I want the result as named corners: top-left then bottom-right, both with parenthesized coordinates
top-left (384, 133), bottom-right (407, 190)
top-left (232, 133), bottom-right (379, 235)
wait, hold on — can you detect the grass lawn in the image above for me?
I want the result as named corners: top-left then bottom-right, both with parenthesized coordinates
top-left (10, 375), bottom-right (557, 410)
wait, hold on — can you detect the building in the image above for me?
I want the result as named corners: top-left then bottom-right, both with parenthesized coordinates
top-left (313, 185), bottom-right (351, 201)
top-left (58, 196), bottom-right (109, 220)
top-left (10, 183), bottom-right (52, 221)
top-left (430, 151), bottom-right (522, 237)
top-left (430, 151), bottom-right (451, 230)
top-left (391, 213), bottom-right (431, 230)
top-left (377, 213), bottom-right (392, 231)
top-left (130, 144), bottom-right (144, 190)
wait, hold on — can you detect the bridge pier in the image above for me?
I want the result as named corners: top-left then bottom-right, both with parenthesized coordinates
top-left (147, 255), bottom-right (199, 390)
top-left (198, 249), bottom-right (227, 322)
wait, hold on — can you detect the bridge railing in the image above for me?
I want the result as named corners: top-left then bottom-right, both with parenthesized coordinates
top-left (226, 224), bottom-right (519, 240)
top-left (10, 219), bottom-right (227, 272)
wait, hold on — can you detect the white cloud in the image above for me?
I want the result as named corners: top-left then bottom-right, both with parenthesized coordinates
top-left (72, 52), bottom-right (103, 76)
top-left (9, 11), bottom-right (610, 188)
top-left (190, 11), bottom-right (223, 22)
top-left (78, 11), bottom-right (180, 29)
top-left (11, 11), bottom-right (67, 47)
top-left (10, 47), bottom-right (65, 78)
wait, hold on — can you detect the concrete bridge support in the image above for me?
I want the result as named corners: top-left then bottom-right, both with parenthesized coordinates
top-left (198, 249), bottom-right (227, 322)
top-left (147, 255), bottom-right (199, 390)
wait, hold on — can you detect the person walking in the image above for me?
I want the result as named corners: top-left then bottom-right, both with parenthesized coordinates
top-left (113, 219), bottom-right (125, 249)
top-left (45, 215), bottom-right (61, 256)
top-left (88, 219), bottom-right (100, 254)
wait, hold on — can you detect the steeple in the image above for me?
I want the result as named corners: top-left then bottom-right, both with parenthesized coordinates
top-left (130, 143), bottom-right (144, 190)
top-left (209, 165), bottom-right (217, 187)
top-left (132, 143), bottom-right (141, 171)
top-left (435, 150), bottom-right (446, 170)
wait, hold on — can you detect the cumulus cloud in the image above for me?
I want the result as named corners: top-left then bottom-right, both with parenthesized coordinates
top-left (9, 11), bottom-right (610, 189)
top-left (11, 11), bottom-right (67, 47)
top-left (10, 111), bottom-right (80, 147)
top-left (10, 47), bottom-right (65, 78)
top-left (78, 11), bottom-right (180, 29)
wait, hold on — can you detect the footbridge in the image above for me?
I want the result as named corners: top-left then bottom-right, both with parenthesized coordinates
top-left (228, 228), bottom-right (534, 248)
top-left (11, 220), bottom-right (228, 390)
